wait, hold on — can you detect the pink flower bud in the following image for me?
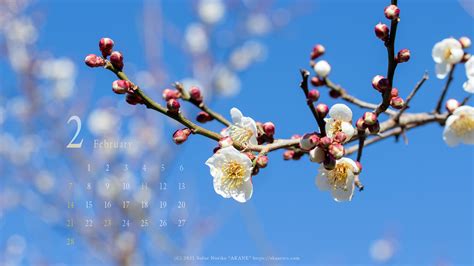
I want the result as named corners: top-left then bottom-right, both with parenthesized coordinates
top-left (99, 37), bottom-right (114, 57)
top-left (219, 136), bottom-right (233, 148)
top-left (256, 156), bottom-right (269, 168)
top-left (246, 152), bottom-right (256, 161)
top-left (189, 86), bottom-right (203, 102)
top-left (263, 122), bottom-right (275, 137)
top-left (167, 99), bottom-right (180, 112)
top-left (309, 147), bottom-right (326, 163)
top-left (384, 4), bottom-right (400, 20)
top-left (445, 99), bottom-right (460, 113)
top-left (173, 128), bottom-right (191, 144)
top-left (112, 80), bottom-right (131, 94)
top-left (316, 103), bottom-right (329, 118)
top-left (372, 75), bottom-right (389, 92)
top-left (84, 54), bottom-right (105, 68)
top-left (196, 111), bottom-right (213, 123)
top-left (299, 133), bottom-right (320, 151)
top-left (333, 132), bottom-right (347, 143)
top-left (356, 117), bottom-right (368, 131)
top-left (323, 155), bottom-right (336, 170)
top-left (390, 96), bottom-right (405, 109)
top-left (374, 23), bottom-right (389, 41)
top-left (459, 36), bottom-right (471, 49)
top-left (368, 121), bottom-right (380, 134)
top-left (319, 136), bottom-right (332, 148)
top-left (328, 143), bottom-right (345, 160)
top-left (362, 112), bottom-right (378, 126)
top-left (126, 93), bottom-right (144, 105)
top-left (329, 89), bottom-right (342, 99)
top-left (162, 88), bottom-right (180, 101)
top-left (311, 76), bottom-right (325, 87)
top-left (110, 51), bottom-right (124, 70)
top-left (354, 161), bottom-right (362, 174)
top-left (310, 44), bottom-right (325, 60)
top-left (391, 88), bottom-right (399, 98)
top-left (396, 49), bottom-right (411, 63)
top-left (308, 89), bottom-right (320, 102)
top-left (283, 150), bottom-right (295, 160)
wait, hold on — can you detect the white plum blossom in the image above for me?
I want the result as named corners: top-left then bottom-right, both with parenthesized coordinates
top-left (325, 104), bottom-right (355, 141)
top-left (221, 107), bottom-right (258, 146)
top-left (463, 56), bottom-right (474, 93)
top-left (443, 105), bottom-right (474, 146)
top-left (205, 146), bottom-right (253, 203)
top-left (313, 60), bottom-right (331, 77)
top-left (315, 157), bottom-right (360, 202)
top-left (432, 38), bottom-right (464, 79)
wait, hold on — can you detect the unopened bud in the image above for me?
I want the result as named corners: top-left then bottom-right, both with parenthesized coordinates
top-left (252, 166), bottom-right (260, 176)
top-left (167, 99), bottom-right (181, 112)
top-left (374, 23), bottom-right (389, 41)
top-left (110, 51), bottom-right (124, 70)
top-left (125, 93), bottom-right (144, 105)
top-left (384, 4), bottom-right (400, 20)
top-left (311, 76), bottom-right (325, 87)
top-left (300, 133), bottom-right (320, 151)
top-left (445, 99), bottom-right (460, 113)
top-left (283, 150), bottom-right (295, 160)
top-left (256, 156), bottom-right (269, 168)
top-left (310, 44), bottom-right (325, 60)
top-left (99, 37), bottom-right (114, 57)
top-left (219, 136), bottom-right (233, 148)
top-left (390, 96), bottom-right (405, 109)
top-left (173, 128), bottom-right (191, 144)
top-left (459, 36), bottom-right (471, 49)
top-left (319, 136), bottom-right (332, 148)
top-left (84, 54), bottom-right (105, 68)
top-left (328, 143), bottom-right (345, 160)
top-left (372, 75), bottom-right (389, 92)
top-left (309, 147), bottom-right (326, 163)
top-left (189, 86), bottom-right (203, 102)
top-left (323, 155), bottom-right (336, 170)
top-left (356, 117), bottom-right (368, 131)
top-left (368, 121), bottom-right (380, 134)
top-left (263, 122), bottom-right (275, 137)
top-left (333, 132), bottom-right (347, 143)
top-left (362, 112), bottom-right (378, 126)
top-left (329, 89), bottom-right (342, 99)
top-left (196, 111), bottom-right (213, 123)
top-left (316, 103), bottom-right (329, 118)
top-left (462, 53), bottom-right (471, 63)
top-left (396, 49), bottom-right (411, 63)
top-left (162, 88), bottom-right (180, 101)
top-left (112, 80), bottom-right (131, 94)
top-left (308, 89), bottom-right (320, 102)
top-left (313, 60), bottom-right (331, 77)
top-left (391, 88), bottom-right (399, 98)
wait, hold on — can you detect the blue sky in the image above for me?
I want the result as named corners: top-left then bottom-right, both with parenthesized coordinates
top-left (1, 0), bottom-right (473, 265)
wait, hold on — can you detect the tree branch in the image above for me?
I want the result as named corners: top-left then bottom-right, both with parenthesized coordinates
top-left (300, 69), bottom-right (326, 136)
top-left (434, 64), bottom-right (456, 114)
top-left (394, 71), bottom-right (429, 122)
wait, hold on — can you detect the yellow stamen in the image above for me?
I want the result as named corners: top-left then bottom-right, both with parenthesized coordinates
top-left (329, 120), bottom-right (343, 136)
top-left (327, 162), bottom-right (352, 191)
top-left (221, 160), bottom-right (246, 190)
top-left (229, 125), bottom-right (254, 145)
top-left (451, 115), bottom-right (474, 137)
top-left (444, 48), bottom-right (452, 60)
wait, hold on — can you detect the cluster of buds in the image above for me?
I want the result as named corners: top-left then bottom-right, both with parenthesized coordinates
top-left (161, 88), bottom-right (182, 113)
top-left (309, 44), bottom-right (331, 81)
top-left (283, 135), bottom-right (305, 161)
top-left (389, 88), bottom-right (405, 109)
top-left (173, 128), bottom-right (192, 144)
top-left (256, 122), bottom-right (276, 144)
top-left (111, 79), bottom-right (142, 105)
top-left (374, 4), bottom-right (400, 42)
top-left (308, 132), bottom-right (348, 170)
top-left (356, 112), bottom-right (380, 134)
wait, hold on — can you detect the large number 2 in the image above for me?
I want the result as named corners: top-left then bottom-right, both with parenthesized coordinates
top-left (67, 115), bottom-right (84, 148)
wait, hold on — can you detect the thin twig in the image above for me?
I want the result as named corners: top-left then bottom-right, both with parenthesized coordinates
top-left (394, 71), bottom-right (429, 122)
top-left (434, 64), bottom-right (457, 113)
top-left (300, 69), bottom-right (326, 136)
top-left (356, 131), bottom-right (366, 162)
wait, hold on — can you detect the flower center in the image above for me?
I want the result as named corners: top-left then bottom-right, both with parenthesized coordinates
top-left (330, 120), bottom-right (343, 136)
top-left (221, 160), bottom-right (246, 190)
top-left (451, 114), bottom-right (474, 137)
top-left (444, 47), bottom-right (452, 60)
top-left (229, 125), bottom-right (254, 145)
top-left (327, 162), bottom-right (352, 191)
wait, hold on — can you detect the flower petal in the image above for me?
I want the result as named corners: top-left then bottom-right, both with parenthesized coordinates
top-left (315, 167), bottom-right (331, 191)
top-left (310, 147), bottom-right (325, 163)
top-left (463, 79), bottom-right (474, 94)
top-left (341, 122), bottom-right (355, 140)
top-left (331, 173), bottom-right (355, 202)
top-left (231, 179), bottom-right (253, 203)
top-left (432, 41), bottom-right (445, 64)
top-left (465, 57), bottom-right (474, 79)
top-left (447, 47), bottom-right (464, 64)
top-left (230, 107), bottom-right (243, 124)
top-left (443, 126), bottom-right (461, 147)
top-left (453, 105), bottom-right (474, 117)
top-left (436, 62), bottom-right (451, 79)
top-left (329, 104), bottom-right (352, 121)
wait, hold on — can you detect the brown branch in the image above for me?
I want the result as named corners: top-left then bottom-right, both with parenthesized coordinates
top-left (300, 69), bottom-right (326, 136)
top-left (434, 64), bottom-right (456, 113)
top-left (394, 71), bottom-right (429, 122)
top-left (356, 131), bottom-right (366, 162)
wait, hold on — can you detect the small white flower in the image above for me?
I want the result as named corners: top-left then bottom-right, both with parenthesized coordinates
top-left (205, 146), bottom-right (253, 203)
top-left (324, 104), bottom-right (355, 141)
top-left (432, 38), bottom-right (464, 79)
top-left (315, 157), bottom-right (360, 202)
top-left (463, 56), bottom-right (474, 93)
top-left (443, 105), bottom-right (474, 147)
top-left (221, 107), bottom-right (258, 146)
top-left (313, 60), bottom-right (331, 77)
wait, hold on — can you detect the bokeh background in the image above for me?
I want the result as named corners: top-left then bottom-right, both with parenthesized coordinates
top-left (0, 0), bottom-right (473, 265)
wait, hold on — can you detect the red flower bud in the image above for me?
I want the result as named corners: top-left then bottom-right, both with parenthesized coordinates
top-left (329, 89), bottom-right (342, 99)
top-left (167, 99), bottom-right (181, 112)
top-left (459, 36), bottom-right (471, 49)
top-left (196, 111), bottom-right (213, 123)
top-left (328, 143), bottom-right (345, 160)
top-left (256, 156), bottom-right (269, 168)
top-left (283, 150), bottom-right (295, 160)
top-left (189, 86), bottom-right (203, 102)
top-left (390, 96), bottom-right (405, 110)
top-left (368, 121), bottom-right (380, 134)
top-left (84, 54), bottom-right (105, 68)
top-left (99, 37), bottom-right (114, 57)
top-left (362, 112), bottom-right (378, 126)
top-left (112, 80), bottom-right (131, 94)
top-left (316, 103), bottom-right (329, 118)
top-left (310, 76), bottom-right (325, 87)
top-left (396, 49), bottom-right (411, 63)
top-left (374, 23), bottom-right (389, 41)
top-left (308, 89), bottom-right (320, 102)
top-left (173, 128), bottom-right (192, 144)
top-left (110, 51), bottom-right (124, 70)
top-left (263, 122), bottom-right (275, 137)
top-left (372, 75), bottom-right (389, 92)
top-left (356, 117), bottom-right (367, 131)
top-left (384, 4), bottom-right (400, 20)
top-left (125, 93), bottom-right (144, 105)
top-left (333, 132), bottom-right (347, 143)
top-left (162, 88), bottom-right (180, 101)
top-left (445, 99), bottom-right (460, 113)
top-left (319, 136), bottom-right (332, 148)
top-left (391, 88), bottom-right (399, 98)
top-left (310, 44), bottom-right (325, 60)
